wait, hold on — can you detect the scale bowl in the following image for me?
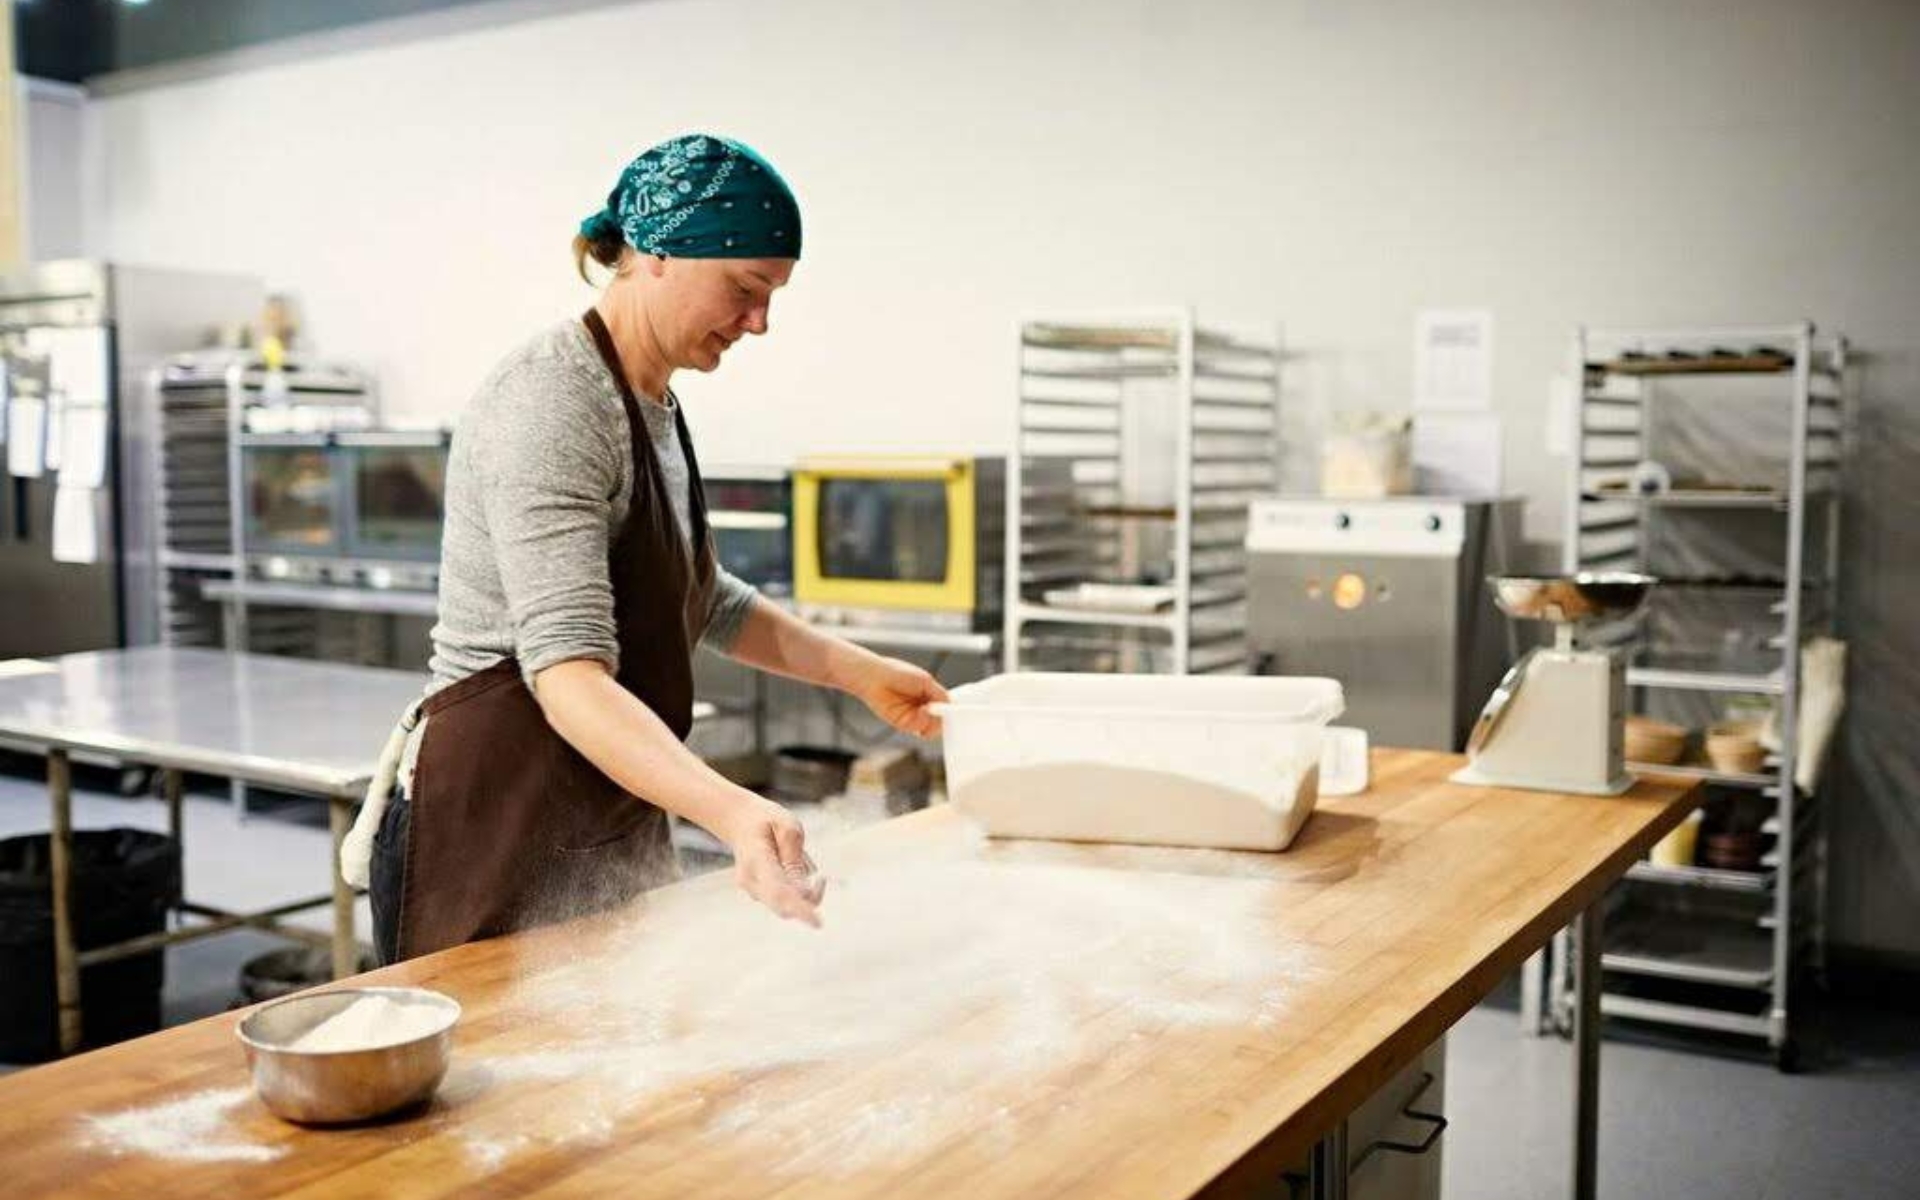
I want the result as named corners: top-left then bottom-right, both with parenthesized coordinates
top-left (1487, 573), bottom-right (1655, 625)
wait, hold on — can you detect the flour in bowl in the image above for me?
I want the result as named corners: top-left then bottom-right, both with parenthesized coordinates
top-left (289, 994), bottom-right (449, 1052)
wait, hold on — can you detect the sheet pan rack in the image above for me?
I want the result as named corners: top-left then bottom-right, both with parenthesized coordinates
top-left (1005, 310), bottom-right (1282, 675)
top-left (1537, 320), bottom-right (1848, 1068)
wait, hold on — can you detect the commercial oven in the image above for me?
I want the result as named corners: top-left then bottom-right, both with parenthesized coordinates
top-left (1247, 496), bottom-right (1519, 751)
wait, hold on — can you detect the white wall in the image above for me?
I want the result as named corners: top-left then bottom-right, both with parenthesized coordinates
top-left (21, 78), bottom-right (87, 259)
top-left (84, 0), bottom-right (1920, 956)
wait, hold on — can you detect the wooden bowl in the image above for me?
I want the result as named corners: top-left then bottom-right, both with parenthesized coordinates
top-left (1705, 720), bottom-right (1766, 776)
top-left (1700, 831), bottom-right (1767, 871)
top-left (1625, 716), bottom-right (1688, 766)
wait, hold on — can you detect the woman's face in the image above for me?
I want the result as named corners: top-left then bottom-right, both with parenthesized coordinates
top-left (643, 256), bottom-right (795, 373)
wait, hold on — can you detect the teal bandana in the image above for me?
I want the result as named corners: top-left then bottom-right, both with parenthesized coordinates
top-left (579, 134), bottom-right (802, 260)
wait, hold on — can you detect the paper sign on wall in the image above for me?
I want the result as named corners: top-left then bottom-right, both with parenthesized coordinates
top-left (52, 484), bottom-right (100, 564)
top-left (7, 397), bottom-right (47, 478)
top-left (1414, 309), bottom-right (1494, 411)
top-left (1413, 412), bottom-right (1503, 497)
top-left (43, 394), bottom-right (66, 471)
top-left (57, 404), bottom-right (110, 489)
top-left (33, 327), bottom-right (110, 405)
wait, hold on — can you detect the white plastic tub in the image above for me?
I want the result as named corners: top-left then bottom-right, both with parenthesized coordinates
top-left (932, 673), bottom-right (1344, 851)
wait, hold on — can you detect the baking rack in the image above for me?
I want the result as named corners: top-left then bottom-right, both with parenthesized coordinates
top-left (1544, 320), bottom-right (1847, 1067)
top-left (1004, 310), bottom-right (1282, 676)
top-left (149, 354), bottom-right (377, 657)
top-left (149, 353), bottom-right (379, 819)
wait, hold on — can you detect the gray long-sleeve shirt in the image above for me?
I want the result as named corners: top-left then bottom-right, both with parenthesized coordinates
top-left (426, 317), bottom-right (758, 693)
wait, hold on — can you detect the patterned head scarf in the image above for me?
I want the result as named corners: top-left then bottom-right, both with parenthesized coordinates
top-left (579, 134), bottom-right (802, 260)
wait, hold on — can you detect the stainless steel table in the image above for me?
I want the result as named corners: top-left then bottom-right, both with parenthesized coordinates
top-left (0, 647), bottom-right (425, 1055)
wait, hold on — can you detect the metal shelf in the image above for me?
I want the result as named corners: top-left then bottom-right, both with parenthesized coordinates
top-left (1602, 907), bottom-right (1774, 990)
top-left (1586, 355), bottom-right (1793, 377)
top-left (1551, 319), bottom-right (1845, 1059)
top-left (1579, 489), bottom-right (1831, 511)
top-left (1626, 861), bottom-right (1771, 894)
top-left (813, 625), bottom-right (997, 656)
top-left (201, 579), bottom-right (439, 618)
top-left (1008, 310), bottom-right (1279, 675)
top-left (1601, 994), bottom-right (1772, 1039)
top-left (1628, 760), bottom-right (1781, 793)
top-left (1014, 602), bottom-right (1181, 632)
top-left (160, 550), bottom-right (236, 572)
top-left (1626, 663), bottom-right (1784, 696)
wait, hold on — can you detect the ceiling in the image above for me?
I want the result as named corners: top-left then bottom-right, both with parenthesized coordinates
top-left (14, 0), bottom-right (511, 83)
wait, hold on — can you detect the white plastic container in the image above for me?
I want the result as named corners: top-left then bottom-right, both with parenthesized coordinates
top-left (932, 673), bottom-right (1344, 851)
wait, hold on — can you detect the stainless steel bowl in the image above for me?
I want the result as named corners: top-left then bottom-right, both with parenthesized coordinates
top-left (236, 986), bottom-right (459, 1125)
top-left (1487, 573), bottom-right (1656, 625)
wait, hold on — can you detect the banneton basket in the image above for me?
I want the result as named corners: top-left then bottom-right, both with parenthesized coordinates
top-left (931, 673), bottom-right (1344, 852)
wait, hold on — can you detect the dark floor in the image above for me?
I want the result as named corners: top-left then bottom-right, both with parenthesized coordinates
top-left (3, 762), bottom-right (1917, 1197)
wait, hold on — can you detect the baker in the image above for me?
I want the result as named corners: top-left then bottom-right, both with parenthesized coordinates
top-left (341, 134), bottom-right (947, 963)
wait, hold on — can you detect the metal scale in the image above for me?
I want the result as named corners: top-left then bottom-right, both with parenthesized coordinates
top-left (1450, 574), bottom-right (1656, 795)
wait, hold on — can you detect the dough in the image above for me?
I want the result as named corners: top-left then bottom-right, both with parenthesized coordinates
top-left (951, 761), bottom-right (1319, 851)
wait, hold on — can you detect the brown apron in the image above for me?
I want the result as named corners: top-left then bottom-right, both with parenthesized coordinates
top-left (393, 309), bottom-right (719, 960)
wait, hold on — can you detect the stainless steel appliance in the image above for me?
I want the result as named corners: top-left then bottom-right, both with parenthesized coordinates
top-left (241, 430), bottom-right (448, 591)
top-left (0, 261), bottom-right (261, 658)
top-left (1451, 574), bottom-right (1655, 795)
top-left (704, 465), bottom-right (792, 597)
top-left (244, 436), bottom-right (341, 559)
top-left (1246, 496), bottom-right (1519, 750)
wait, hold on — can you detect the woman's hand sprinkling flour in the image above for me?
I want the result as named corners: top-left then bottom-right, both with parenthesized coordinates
top-left (725, 797), bottom-right (826, 927)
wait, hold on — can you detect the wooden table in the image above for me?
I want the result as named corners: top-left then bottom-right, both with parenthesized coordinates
top-left (0, 749), bottom-right (1696, 1199)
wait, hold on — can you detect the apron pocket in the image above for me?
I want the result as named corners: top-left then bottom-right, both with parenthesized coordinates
top-left (555, 820), bottom-right (654, 856)
top-left (547, 816), bottom-right (676, 919)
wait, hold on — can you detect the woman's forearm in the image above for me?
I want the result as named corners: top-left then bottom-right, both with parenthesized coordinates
top-left (531, 659), bottom-right (758, 844)
top-left (722, 595), bottom-right (879, 691)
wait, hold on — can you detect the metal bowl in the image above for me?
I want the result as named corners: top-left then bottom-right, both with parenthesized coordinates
top-left (236, 986), bottom-right (460, 1125)
top-left (1487, 573), bottom-right (1656, 625)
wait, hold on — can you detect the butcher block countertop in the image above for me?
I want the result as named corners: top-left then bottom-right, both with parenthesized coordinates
top-left (1, 749), bottom-right (1697, 1199)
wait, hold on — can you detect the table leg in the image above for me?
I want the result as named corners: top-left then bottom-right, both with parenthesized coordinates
top-left (1572, 902), bottom-right (1602, 1200)
top-left (48, 750), bottom-right (83, 1056)
top-left (163, 767), bottom-right (184, 841)
top-left (163, 768), bottom-right (185, 914)
top-left (1309, 1119), bottom-right (1349, 1200)
top-left (329, 797), bottom-right (356, 980)
top-left (1519, 947), bottom-right (1546, 1036)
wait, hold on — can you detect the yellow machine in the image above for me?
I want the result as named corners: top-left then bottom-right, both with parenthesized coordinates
top-left (792, 455), bottom-right (1004, 631)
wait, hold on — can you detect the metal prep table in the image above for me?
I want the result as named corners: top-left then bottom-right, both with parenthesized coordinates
top-left (0, 646), bottom-right (426, 1056)
top-left (0, 646), bottom-right (722, 1057)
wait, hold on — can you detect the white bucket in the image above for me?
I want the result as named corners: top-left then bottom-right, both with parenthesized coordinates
top-left (932, 673), bottom-right (1344, 851)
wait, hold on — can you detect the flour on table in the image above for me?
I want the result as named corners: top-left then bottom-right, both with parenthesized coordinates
top-left (78, 859), bottom-right (1320, 1176)
top-left (459, 859), bottom-right (1321, 1176)
top-left (84, 1086), bottom-right (285, 1164)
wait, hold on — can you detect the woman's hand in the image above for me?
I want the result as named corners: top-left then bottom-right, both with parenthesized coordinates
top-left (723, 795), bottom-right (826, 928)
top-left (844, 654), bottom-right (950, 738)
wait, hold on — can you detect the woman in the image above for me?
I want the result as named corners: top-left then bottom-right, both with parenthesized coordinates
top-left (341, 134), bottom-right (947, 962)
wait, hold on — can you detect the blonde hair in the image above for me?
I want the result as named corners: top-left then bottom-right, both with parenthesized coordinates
top-left (571, 230), bottom-right (626, 284)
